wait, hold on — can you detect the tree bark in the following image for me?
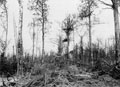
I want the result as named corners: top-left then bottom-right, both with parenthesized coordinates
top-left (41, 0), bottom-right (45, 63)
top-left (88, 2), bottom-right (93, 66)
top-left (58, 35), bottom-right (63, 55)
top-left (112, 0), bottom-right (120, 63)
top-left (3, 1), bottom-right (8, 56)
top-left (80, 36), bottom-right (83, 63)
top-left (17, 0), bottom-right (23, 76)
top-left (32, 19), bottom-right (35, 61)
top-left (67, 35), bottom-right (69, 59)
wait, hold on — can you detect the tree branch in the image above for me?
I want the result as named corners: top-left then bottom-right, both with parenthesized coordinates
top-left (98, 0), bottom-right (112, 7)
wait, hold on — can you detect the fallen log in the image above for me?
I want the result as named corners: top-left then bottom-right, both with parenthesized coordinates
top-left (22, 76), bottom-right (44, 87)
top-left (109, 65), bottom-right (120, 79)
top-left (93, 59), bottom-right (120, 79)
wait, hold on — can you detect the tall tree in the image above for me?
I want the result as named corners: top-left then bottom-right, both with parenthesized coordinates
top-left (28, 0), bottom-right (48, 62)
top-left (3, 0), bottom-right (7, 55)
top-left (79, 0), bottom-right (97, 66)
top-left (98, 0), bottom-right (120, 63)
top-left (62, 15), bottom-right (76, 59)
top-left (32, 19), bottom-right (35, 61)
top-left (13, 15), bottom-right (17, 56)
top-left (79, 36), bottom-right (84, 63)
top-left (28, 18), bottom-right (36, 61)
top-left (17, 0), bottom-right (23, 76)
top-left (0, 0), bottom-right (8, 56)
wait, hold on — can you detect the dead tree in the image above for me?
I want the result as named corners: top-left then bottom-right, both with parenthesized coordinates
top-left (57, 35), bottom-right (63, 56)
top-left (13, 15), bottom-right (17, 56)
top-left (80, 36), bottom-right (84, 63)
top-left (0, 0), bottom-right (8, 56)
top-left (62, 15), bottom-right (76, 60)
top-left (28, 18), bottom-right (36, 61)
top-left (32, 19), bottom-right (35, 61)
top-left (17, 0), bottom-right (23, 76)
top-left (3, 0), bottom-right (8, 55)
top-left (78, 0), bottom-right (97, 67)
top-left (28, 0), bottom-right (48, 62)
top-left (98, 0), bottom-right (120, 64)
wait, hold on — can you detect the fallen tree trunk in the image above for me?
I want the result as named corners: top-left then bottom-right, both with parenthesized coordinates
top-left (109, 63), bottom-right (120, 79)
top-left (94, 59), bottom-right (120, 79)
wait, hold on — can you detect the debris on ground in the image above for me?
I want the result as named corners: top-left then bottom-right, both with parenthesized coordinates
top-left (17, 65), bottom-right (120, 87)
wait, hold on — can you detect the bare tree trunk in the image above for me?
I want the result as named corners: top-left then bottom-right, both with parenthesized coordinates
top-left (42, 21), bottom-right (45, 62)
top-left (41, 0), bottom-right (45, 63)
top-left (32, 19), bottom-right (35, 61)
top-left (80, 36), bottom-right (83, 64)
top-left (58, 35), bottom-right (63, 56)
top-left (88, 7), bottom-right (93, 67)
top-left (4, 2), bottom-right (8, 56)
top-left (36, 28), bottom-right (39, 57)
top-left (105, 40), bottom-right (107, 54)
top-left (73, 29), bottom-right (75, 58)
top-left (13, 15), bottom-right (18, 63)
top-left (98, 0), bottom-right (120, 64)
top-left (113, 0), bottom-right (120, 63)
top-left (97, 40), bottom-right (100, 61)
top-left (67, 35), bottom-right (69, 59)
top-left (13, 45), bottom-right (14, 56)
top-left (17, 0), bottom-right (23, 76)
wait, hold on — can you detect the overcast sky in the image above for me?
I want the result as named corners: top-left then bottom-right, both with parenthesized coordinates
top-left (4, 0), bottom-right (117, 54)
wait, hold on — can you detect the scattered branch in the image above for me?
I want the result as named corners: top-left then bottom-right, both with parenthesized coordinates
top-left (98, 0), bottom-right (112, 7)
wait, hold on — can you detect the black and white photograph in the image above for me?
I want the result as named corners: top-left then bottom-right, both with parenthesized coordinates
top-left (0, 0), bottom-right (120, 87)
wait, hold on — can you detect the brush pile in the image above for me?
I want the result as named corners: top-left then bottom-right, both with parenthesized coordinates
top-left (20, 64), bottom-right (120, 87)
